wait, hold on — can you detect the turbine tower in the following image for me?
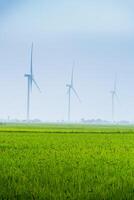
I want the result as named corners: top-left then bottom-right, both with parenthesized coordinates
top-left (111, 76), bottom-right (118, 123)
top-left (24, 43), bottom-right (41, 121)
top-left (66, 67), bottom-right (81, 122)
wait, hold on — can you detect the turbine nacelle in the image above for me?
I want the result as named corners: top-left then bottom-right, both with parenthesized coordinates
top-left (110, 90), bottom-right (116, 95)
top-left (66, 84), bottom-right (72, 88)
top-left (24, 74), bottom-right (31, 78)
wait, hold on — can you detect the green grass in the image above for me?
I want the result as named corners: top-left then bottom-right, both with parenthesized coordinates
top-left (1, 124), bottom-right (134, 199)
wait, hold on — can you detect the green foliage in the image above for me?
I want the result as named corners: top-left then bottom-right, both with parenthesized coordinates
top-left (1, 124), bottom-right (134, 199)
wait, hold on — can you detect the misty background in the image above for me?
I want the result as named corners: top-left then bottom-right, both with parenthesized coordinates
top-left (0, 0), bottom-right (134, 122)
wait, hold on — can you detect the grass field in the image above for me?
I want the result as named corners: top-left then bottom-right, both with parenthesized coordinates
top-left (1, 124), bottom-right (134, 199)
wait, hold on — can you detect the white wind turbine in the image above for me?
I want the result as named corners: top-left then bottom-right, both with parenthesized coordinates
top-left (111, 76), bottom-right (118, 123)
top-left (66, 67), bottom-right (81, 121)
top-left (24, 43), bottom-right (41, 121)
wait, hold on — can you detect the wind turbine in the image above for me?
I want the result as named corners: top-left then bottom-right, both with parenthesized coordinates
top-left (110, 76), bottom-right (118, 123)
top-left (66, 67), bottom-right (81, 122)
top-left (24, 43), bottom-right (41, 121)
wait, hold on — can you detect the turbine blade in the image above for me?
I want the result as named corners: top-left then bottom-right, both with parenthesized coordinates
top-left (71, 67), bottom-right (74, 86)
top-left (31, 43), bottom-right (33, 76)
top-left (114, 75), bottom-right (119, 102)
top-left (67, 89), bottom-right (69, 95)
top-left (32, 78), bottom-right (41, 92)
top-left (30, 43), bottom-right (33, 90)
top-left (30, 76), bottom-right (32, 92)
top-left (114, 75), bottom-right (117, 92)
top-left (72, 87), bottom-right (81, 102)
top-left (115, 92), bottom-right (119, 103)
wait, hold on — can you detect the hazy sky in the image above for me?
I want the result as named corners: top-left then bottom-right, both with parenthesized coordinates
top-left (0, 0), bottom-right (134, 121)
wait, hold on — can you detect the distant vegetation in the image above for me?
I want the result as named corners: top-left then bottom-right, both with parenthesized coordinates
top-left (1, 124), bottom-right (134, 199)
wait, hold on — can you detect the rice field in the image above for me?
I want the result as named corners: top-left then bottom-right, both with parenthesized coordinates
top-left (1, 124), bottom-right (134, 199)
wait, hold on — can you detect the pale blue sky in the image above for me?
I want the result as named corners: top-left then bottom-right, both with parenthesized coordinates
top-left (0, 0), bottom-right (134, 121)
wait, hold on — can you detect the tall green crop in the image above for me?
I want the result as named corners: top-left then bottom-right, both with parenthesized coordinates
top-left (0, 124), bottom-right (134, 199)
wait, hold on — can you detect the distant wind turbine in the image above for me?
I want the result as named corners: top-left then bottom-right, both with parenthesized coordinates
top-left (24, 43), bottom-right (41, 121)
top-left (110, 76), bottom-right (118, 123)
top-left (66, 67), bottom-right (81, 121)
